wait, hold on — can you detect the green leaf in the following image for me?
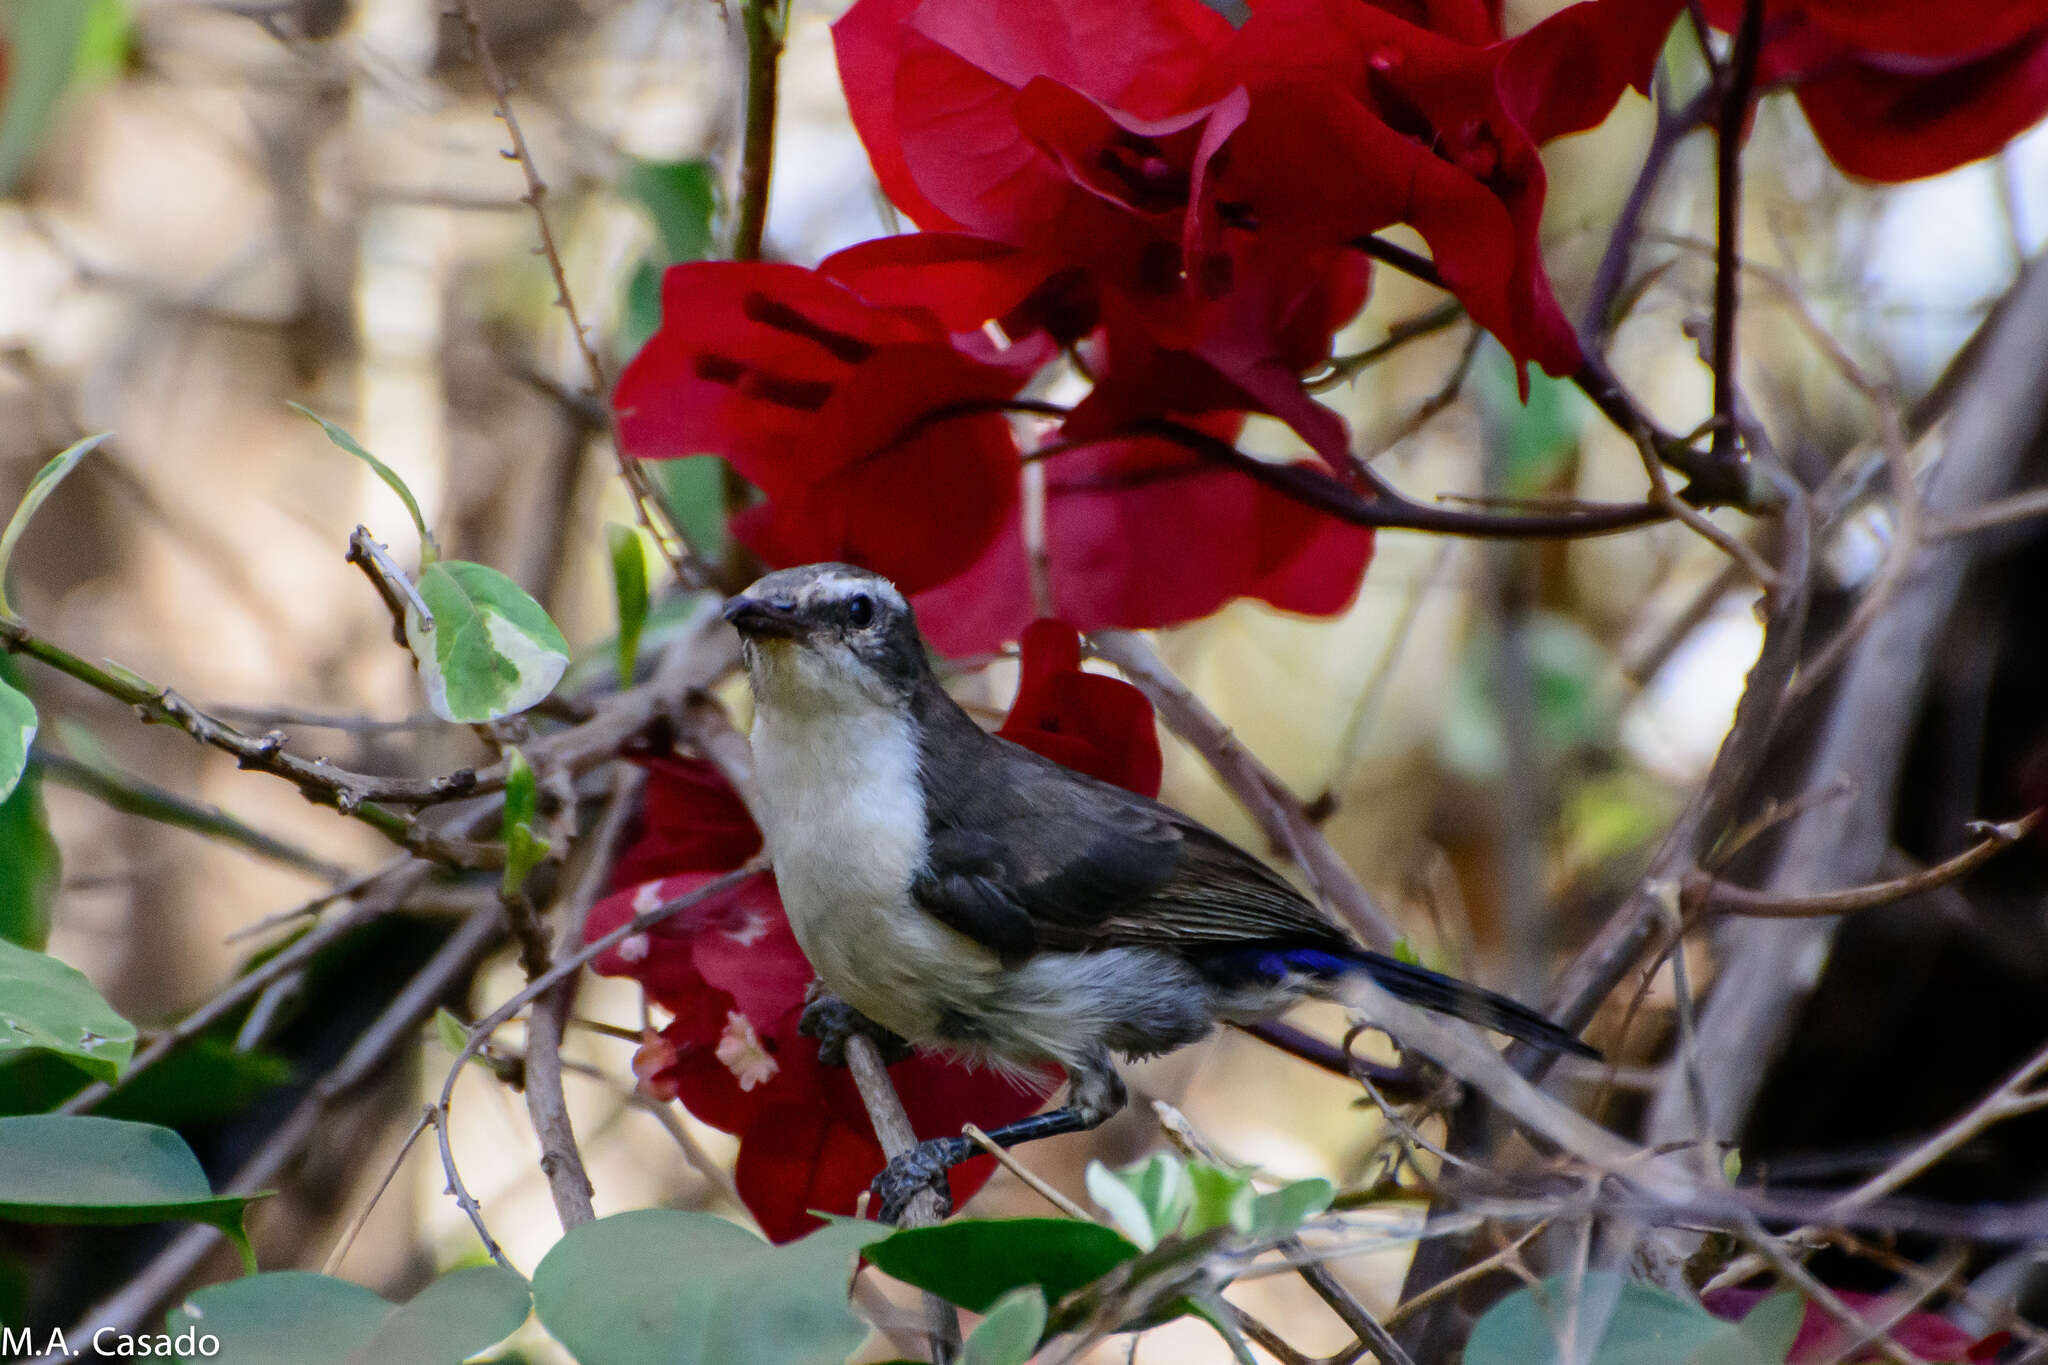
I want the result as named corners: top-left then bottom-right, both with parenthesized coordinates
top-left (0, 937), bottom-right (135, 1082)
top-left (405, 561), bottom-right (569, 723)
top-left (434, 1007), bottom-right (470, 1058)
top-left (647, 455), bottom-right (732, 561)
top-left (1476, 338), bottom-right (1587, 496)
top-left (172, 1273), bottom-right (386, 1365)
top-left (623, 258), bottom-right (665, 357)
top-left (1730, 1292), bottom-right (1804, 1365)
top-left (0, 432), bottom-right (112, 617)
top-left (164, 1266), bottom-right (530, 1365)
top-left (1465, 1274), bottom-right (1795, 1365)
top-left (963, 1286), bottom-right (1047, 1365)
top-left (0, 671), bottom-right (59, 948)
top-left (1247, 1177), bottom-right (1334, 1239)
top-left (1087, 1154), bottom-right (1190, 1251)
top-left (0, 675), bottom-right (34, 808)
top-left (500, 747), bottom-right (550, 894)
top-left (291, 404), bottom-right (438, 563)
top-left (0, 0), bottom-right (121, 192)
top-left (606, 524), bottom-right (650, 684)
top-left (1184, 1162), bottom-right (1256, 1238)
top-left (350, 1266), bottom-right (532, 1365)
top-left (622, 159), bottom-right (717, 265)
top-left (864, 1218), bottom-right (1141, 1314)
top-left (531, 1209), bottom-right (885, 1365)
top-left (0, 1115), bottom-right (262, 1268)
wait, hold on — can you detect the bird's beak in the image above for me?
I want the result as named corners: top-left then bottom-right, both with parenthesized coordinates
top-left (722, 595), bottom-right (809, 640)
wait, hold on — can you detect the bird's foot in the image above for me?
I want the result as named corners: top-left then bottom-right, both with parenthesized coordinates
top-left (799, 987), bottom-right (912, 1066)
top-left (871, 1138), bottom-right (961, 1224)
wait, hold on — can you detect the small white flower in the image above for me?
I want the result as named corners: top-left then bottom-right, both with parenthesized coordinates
top-left (715, 1011), bottom-right (779, 1091)
top-left (617, 933), bottom-right (651, 963)
top-left (632, 880), bottom-right (667, 914)
top-left (722, 912), bottom-right (771, 946)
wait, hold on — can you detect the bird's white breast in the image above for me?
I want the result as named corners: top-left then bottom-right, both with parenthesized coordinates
top-left (749, 692), bottom-right (989, 1042)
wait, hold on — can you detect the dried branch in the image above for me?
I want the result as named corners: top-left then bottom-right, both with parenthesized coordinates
top-left (38, 907), bottom-right (503, 1358)
top-left (1583, 85), bottom-right (1716, 337)
top-left (733, 0), bottom-right (784, 264)
top-left (433, 859), bottom-right (766, 1264)
top-left (449, 0), bottom-right (706, 589)
top-left (1827, 1038), bottom-right (2048, 1216)
top-left (33, 746), bottom-right (349, 880)
top-left (516, 769), bottom-right (646, 1232)
top-left (1688, 810), bottom-right (2040, 918)
top-left (1091, 629), bottom-right (1399, 950)
top-left (1646, 254), bottom-right (2048, 1152)
top-left (0, 616), bottom-right (496, 864)
top-left (845, 1033), bottom-right (962, 1363)
top-left (1709, 0), bottom-right (1766, 471)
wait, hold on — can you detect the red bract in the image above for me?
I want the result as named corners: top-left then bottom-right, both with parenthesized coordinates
top-left (612, 262), bottom-right (1033, 593)
top-left (589, 852), bottom-right (1050, 1242)
top-left (913, 429), bottom-right (1375, 658)
top-left (832, 0), bottom-right (1667, 457)
top-left (1703, 1288), bottom-right (2010, 1363)
top-left (997, 620), bottom-right (1164, 795)
top-left (1699, 0), bottom-right (2048, 182)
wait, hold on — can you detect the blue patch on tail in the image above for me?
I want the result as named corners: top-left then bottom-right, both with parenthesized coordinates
top-left (1202, 946), bottom-right (1360, 987)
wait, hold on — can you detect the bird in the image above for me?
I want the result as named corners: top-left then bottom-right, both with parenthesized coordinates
top-left (722, 562), bottom-right (1596, 1221)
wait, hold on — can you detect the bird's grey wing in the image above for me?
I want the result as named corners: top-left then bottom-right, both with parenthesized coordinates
top-left (916, 737), bottom-right (1348, 958)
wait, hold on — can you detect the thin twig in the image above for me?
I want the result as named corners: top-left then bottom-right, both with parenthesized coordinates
top-left (34, 747), bottom-right (349, 880)
top-left (322, 1105), bottom-right (436, 1275)
top-left (448, 0), bottom-right (704, 589)
top-left (515, 769), bottom-right (646, 1231)
top-left (922, 398), bottom-right (1672, 540)
top-left (1091, 630), bottom-right (1398, 951)
top-left (1688, 810), bottom-right (2040, 917)
top-left (36, 906), bottom-right (503, 1359)
top-left (845, 1033), bottom-right (962, 1363)
top-left (1307, 300), bottom-right (1467, 392)
top-left (1582, 85), bottom-right (1715, 337)
top-left (1709, 0), bottom-right (1765, 470)
top-left (1735, 1213), bottom-right (1930, 1365)
top-left (61, 859), bottom-right (441, 1113)
top-left (733, 0), bottom-right (783, 264)
top-left (0, 616), bottom-right (495, 864)
top-left (962, 1123), bottom-right (1092, 1221)
top-left (1827, 1037), bottom-right (2048, 1215)
top-left (433, 858), bottom-right (768, 1263)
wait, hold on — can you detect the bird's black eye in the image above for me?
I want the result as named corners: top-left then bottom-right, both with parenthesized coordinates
top-left (845, 593), bottom-right (875, 628)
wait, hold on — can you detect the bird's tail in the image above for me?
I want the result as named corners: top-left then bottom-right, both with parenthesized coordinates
top-left (1330, 949), bottom-right (1599, 1060)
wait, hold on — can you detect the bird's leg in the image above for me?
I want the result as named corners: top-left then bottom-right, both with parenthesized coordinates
top-left (799, 982), bottom-right (912, 1066)
top-left (872, 1050), bottom-right (1125, 1223)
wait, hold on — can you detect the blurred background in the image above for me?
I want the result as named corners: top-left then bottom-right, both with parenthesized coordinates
top-left (3, 0), bottom-right (2047, 1359)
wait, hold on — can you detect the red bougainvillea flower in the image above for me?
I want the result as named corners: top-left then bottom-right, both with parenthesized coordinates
top-left (832, 0), bottom-right (1668, 458)
top-left (612, 261), bottom-right (1038, 593)
top-left (1698, 0), bottom-right (2048, 183)
top-left (589, 634), bottom-right (1161, 1239)
top-left (913, 424), bottom-right (1375, 657)
top-left (1702, 1288), bottom-right (2010, 1362)
top-left (996, 619), bottom-right (1164, 795)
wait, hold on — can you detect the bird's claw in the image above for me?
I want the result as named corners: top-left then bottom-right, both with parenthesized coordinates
top-left (799, 989), bottom-right (912, 1067)
top-left (871, 1139), bottom-right (956, 1224)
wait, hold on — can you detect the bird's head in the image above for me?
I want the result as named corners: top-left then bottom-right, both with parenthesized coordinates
top-left (723, 563), bottom-right (926, 714)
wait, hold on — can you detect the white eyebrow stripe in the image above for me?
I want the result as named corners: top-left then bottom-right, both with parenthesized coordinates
top-left (810, 572), bottom-right (905, 609)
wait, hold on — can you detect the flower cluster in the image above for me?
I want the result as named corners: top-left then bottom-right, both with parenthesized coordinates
top-left (615, 0), bottom-right (1674, 655)
top-left (1696, 0), bottom-right (2048, 183)
top-left (587, 621), bottom-right (1162, 1240)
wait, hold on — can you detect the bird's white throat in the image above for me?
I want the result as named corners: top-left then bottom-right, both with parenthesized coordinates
top-left (746, 674), bottom-right (950, 1039)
